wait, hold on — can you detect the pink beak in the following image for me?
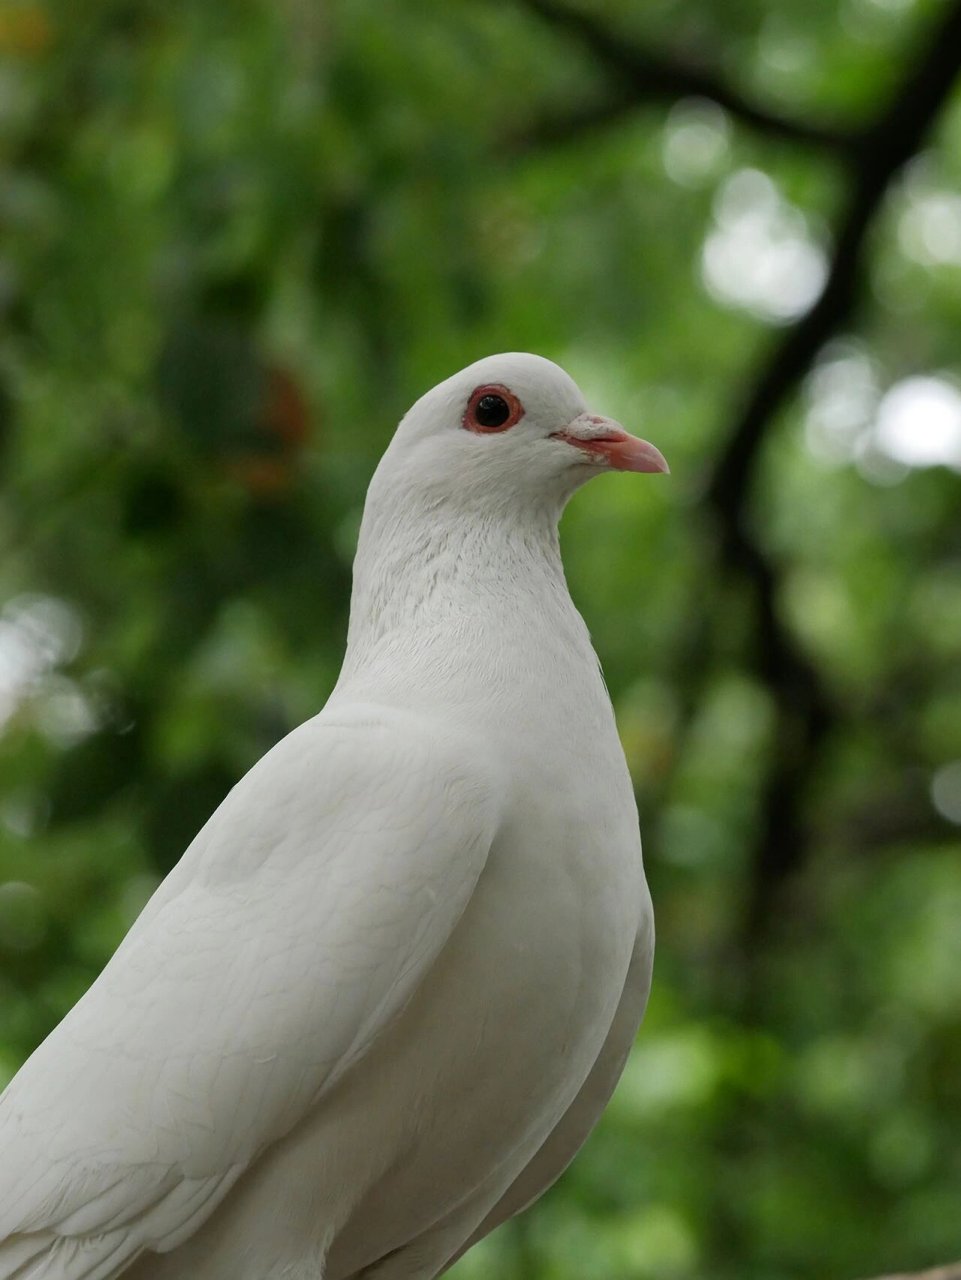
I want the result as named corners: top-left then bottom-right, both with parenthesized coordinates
top-left (551, 414), bottom-right (669, 475)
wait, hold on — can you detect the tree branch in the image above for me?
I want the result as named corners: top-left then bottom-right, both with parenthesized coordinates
top-left (513, 0), bottom-right (961, 951)
top-left (707, 0), bottom-right (961, 520)
top-left (705, 0), bottom-right (961, 943)
top-left (513, 0), bottom-right (855, 156)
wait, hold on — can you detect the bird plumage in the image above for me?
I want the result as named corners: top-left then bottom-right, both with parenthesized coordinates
top-left (0, 353), bottom-right (663, 1280)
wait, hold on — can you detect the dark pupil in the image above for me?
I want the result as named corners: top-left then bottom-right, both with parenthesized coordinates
top-left (475, 394), bottom-right (510, 427)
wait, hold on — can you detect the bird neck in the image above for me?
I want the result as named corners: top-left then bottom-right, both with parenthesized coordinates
top-left (337, 490), bottom-right (594, 700)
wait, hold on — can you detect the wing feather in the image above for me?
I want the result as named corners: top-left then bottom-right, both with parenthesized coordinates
top-left (0, 705), bottom-right (499, 1278)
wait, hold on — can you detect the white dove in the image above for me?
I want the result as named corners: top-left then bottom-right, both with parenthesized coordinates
top-left (0, 353), bottom-right (668, 1280)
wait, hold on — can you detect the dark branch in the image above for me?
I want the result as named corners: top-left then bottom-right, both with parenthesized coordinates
top-left (514, 0), bottom-right (855, 156)
top-left (708, 0), bottom-right (961, 520)
top-left (511, 0), bottom-right (961, 953)
top-left (507, 84), bottom-right (652, 152)
top-left (705, 0), bottom-right (961, 943)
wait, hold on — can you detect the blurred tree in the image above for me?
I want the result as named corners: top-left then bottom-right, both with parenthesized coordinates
top-left (0, 1), bottom-right (960, 1277)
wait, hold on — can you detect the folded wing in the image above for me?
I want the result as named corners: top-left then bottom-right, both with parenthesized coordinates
top-left (0, 706), bottom-right (499, 1280)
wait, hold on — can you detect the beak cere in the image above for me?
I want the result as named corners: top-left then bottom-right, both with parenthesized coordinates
top-left (551, 414), bottom-right (670, 475)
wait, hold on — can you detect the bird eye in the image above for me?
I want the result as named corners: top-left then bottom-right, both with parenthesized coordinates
top-left (476, 395), bottom-right (509, 427)
top-left (463, 384), bottom-right (524, 434)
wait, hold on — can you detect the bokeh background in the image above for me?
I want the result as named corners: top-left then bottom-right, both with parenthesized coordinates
top-left (1, 1), bottom-right (960, 1277)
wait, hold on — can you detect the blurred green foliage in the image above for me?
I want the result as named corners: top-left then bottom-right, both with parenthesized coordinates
top-left (1, 1), bottom-right (960, 1277)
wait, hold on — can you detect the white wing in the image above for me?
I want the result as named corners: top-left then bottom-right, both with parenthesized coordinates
top-left (0, 704), bottom-right (499, 1280)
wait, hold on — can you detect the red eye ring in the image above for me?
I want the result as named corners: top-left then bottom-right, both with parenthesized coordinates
top-left (463, 384), bottom-right (524, 434)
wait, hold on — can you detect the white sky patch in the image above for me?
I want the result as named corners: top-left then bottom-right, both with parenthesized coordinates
top-left (931, 760), bottom-right (961, 825)
top-left (662, 99), bottom-right (730, 188)
top-left (805, 355), bottom-right (961, 480)
top-left (0, 594), bottom-right (95, 743)
top-left (874, 376), bottom-right (961, 470)
top-left (701, 168), bottom-right (828, 323)
top-left (898, 190), bottom-right (961, 267)
top-left (805, 350), bottom-right (880, 464)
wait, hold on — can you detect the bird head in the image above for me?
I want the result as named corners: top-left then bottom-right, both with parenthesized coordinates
top-left (378, 353), bottom-right (668, 518)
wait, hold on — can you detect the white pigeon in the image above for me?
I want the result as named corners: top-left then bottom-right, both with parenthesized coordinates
top-left (0, 353), bottom-right (668, 1280)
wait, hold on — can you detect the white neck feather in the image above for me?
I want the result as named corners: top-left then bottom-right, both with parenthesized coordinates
top-left (335, 480), bottom-right (600, 720)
